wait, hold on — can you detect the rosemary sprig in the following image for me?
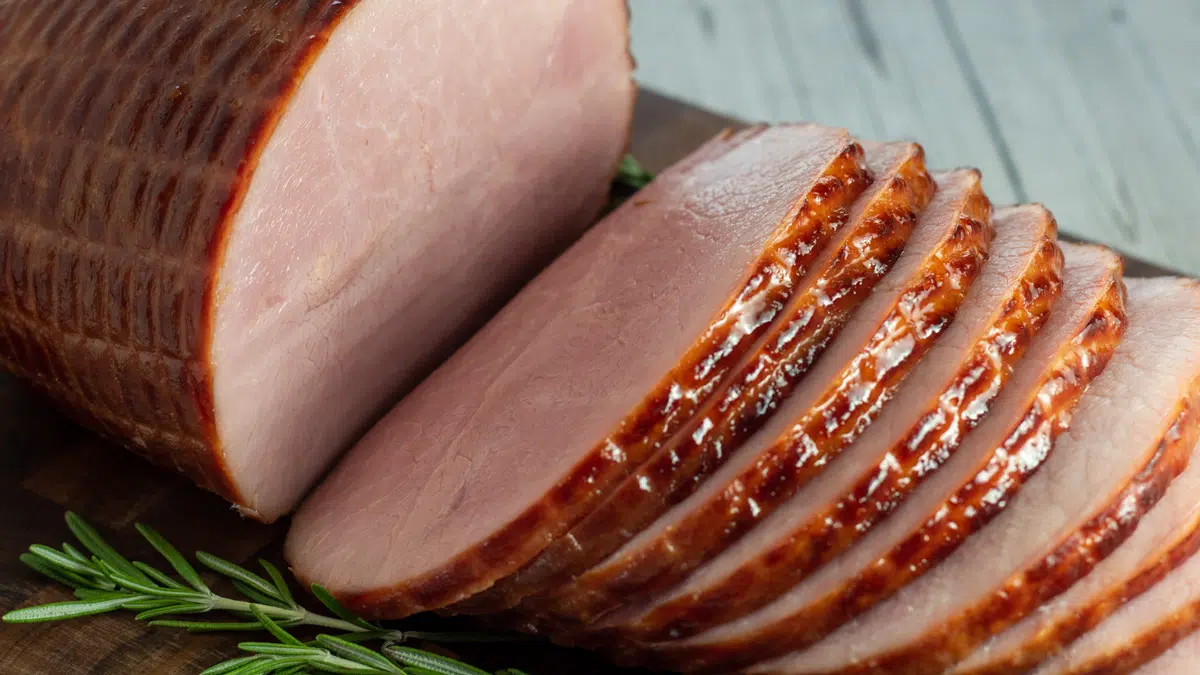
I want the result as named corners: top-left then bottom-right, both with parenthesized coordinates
top-left (3, 512), bottom-right (526, 675)
top-left (615, 154), bottom-right (655, 190)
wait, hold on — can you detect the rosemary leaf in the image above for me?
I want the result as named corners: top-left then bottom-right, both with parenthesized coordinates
top-left (250, 606), bottom-right (304, 647)
top-left (197, 552), bottom-right (285, 603)
top-left (136, 523), bottom-right (211, 594)
top-left (259, 560), bottom-right (297, 608)
top-left (198, 655), bottom-right (265, 675)
top-left (64, 512), bottom-right (153, 585)
top-left (234, 579), bottom-right (292, 609)
top-left (3, 595), bottom-right (141, 623)
top-left (311, 584), bottom-right (375, 630)
top-left (133, 561), bottom-right (191, 592)
top-left (93, 560), bottom-right (201, 599)
top-left (134, 601), bottom-right (211, 621)
top-left (61, 543), bottom-right (91, 566)
top-left (384, 646), bottom-right (490, 675)
top-left (121, 597), bottom-right (183, 612)
top-left (239, 642), bottom-right (325, 658)
top-left (151, 619), bottom-right (283, 632)
top-left (316, 635), bottom-right (402, 672)
top-left (19, 552), bottom-right (98, 590)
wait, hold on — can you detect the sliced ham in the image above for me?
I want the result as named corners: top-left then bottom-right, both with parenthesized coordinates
top-left (597, 204), bottom-right (1064, 645)
top-left (453, 140), bottom-right (936, 615)
top-left (519, 170), bottom-right (995, 627)
top-left (748, 277), bottom-right (1200, 675)
top-left (285, 125), bottom-right (873, 617)
top-left (633, 243), bottom-right (1126, 674)
top-left (0, 0), bottom-right (636, 521)
top-left (955, 436), bottom-right (1200, 675)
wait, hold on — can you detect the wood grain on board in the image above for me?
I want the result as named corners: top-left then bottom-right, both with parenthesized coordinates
top-left (0, 90), bottom-right (1175, 674)
top-left (629, 0), bottom-right (1200, 276)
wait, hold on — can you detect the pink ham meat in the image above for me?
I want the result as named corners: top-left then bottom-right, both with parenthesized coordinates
top-left (747, 277), bottom-right (1200, 675)
top-left (594, 204), bottom-right (1064, 645)
top-left (954, 436), bottom-right (1200, 675)
top-left (514, 170), bottom-right (995, 628)
top-left (632, 243), bottom-right (1126, 673)
top-left (452, 140), bottom-right (936, 616)
top-left (285, 125), bottom-right (874, 618)
top-left (0, 0), bottom-right (636, 521)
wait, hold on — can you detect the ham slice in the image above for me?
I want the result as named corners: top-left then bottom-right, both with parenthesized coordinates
top-left (955, 436), bottom-right (1200, 675)
top-left (453, 140), bottom-right (936, 615)
top-left (518, 170), bottom-right (995, 627)
top-left (633, 243), bottom-right (1126, 673)
top-left (285, 125), bottom-right (873, 617)
top-left (748, 277), bottom-right (1200, 675)
top-left (597, 204), bottom-right (1064, 645)
top-left (0, 0), bottom-right (636, 521)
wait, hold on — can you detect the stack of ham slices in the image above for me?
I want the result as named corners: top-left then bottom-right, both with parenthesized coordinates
top-left (284, 124), bottom-right (1200, 675)
top-left (4, 3), bottom-right (1200, 674)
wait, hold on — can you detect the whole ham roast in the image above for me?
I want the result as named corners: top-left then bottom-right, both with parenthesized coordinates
top-left (4, 2), bottom-right (1200, 674)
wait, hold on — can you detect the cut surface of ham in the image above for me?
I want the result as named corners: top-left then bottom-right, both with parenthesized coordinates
top-left (519, 170), bottom-right (995, 627)
top-left (286, 124), bottom-right (873, 617)
top-left (598, 204), bottom-right (1063, 644)
top-left (749, 277), bottom-right (1200, 675)
top-left (636, 243), bottom-right (1127, 673)
top-left (0, 0), bottom-right (636, 521)
top-left (954, 436), bottom-right (1200, 675)
top-left (454, 140), bottom-right (935, 616)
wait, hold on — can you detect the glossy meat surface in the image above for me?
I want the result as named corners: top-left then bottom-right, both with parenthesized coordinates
top-left (639, 244), bottom-right (1126, 673)
top-left (752, 277), bottom-right (1200, 675)
top-left (454, 140), bottom-right (933, 616)
top-left (601, 204), bottom-right (1063, 644)
top-left (519, 170), bottom-right (994, 627)
top-left (286, 125), bottom-right (871, 618)
top-left (956, 436), bottom-right (1200, 675)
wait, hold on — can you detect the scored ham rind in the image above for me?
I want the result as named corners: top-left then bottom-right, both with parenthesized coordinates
top-left (452, 140), bottom-right (935, 616)
top-left (519, 169), bottom-right (995, 628)
top-left (954, 436), bottom-right (1200, 675)
top-left (286, 125), bottom-right (873, 618)
top-left (635, 243), bottom-right (1126, 674)
top-left (598, 204), bottom-right (1064, 645)
top-left (0, 0), bottom-right (636, 521)
top-left (749, 277), bottom-right (1200, 675)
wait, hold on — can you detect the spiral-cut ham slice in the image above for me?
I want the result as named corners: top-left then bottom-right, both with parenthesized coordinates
top-left (749, 277), bottom-right (1200, 675)
top-left (631, 243), bottom-right (1126, 673)
top-left (516, 170), bottom-right (994, 628)
top-left (0, 0), bottom-right (636, 521)
top-left (286, 124), bottom-right (873, 618)
top-left (452, 140), bottom-right (935, 616)
top-left (596, 204), bottom-right (1063, 645)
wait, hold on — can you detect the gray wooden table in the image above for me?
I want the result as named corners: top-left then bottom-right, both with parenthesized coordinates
top-left (630, 0), bottom-right (1200, 276)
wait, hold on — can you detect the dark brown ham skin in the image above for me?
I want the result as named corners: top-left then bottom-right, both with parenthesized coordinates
top-left (521, 170), bottom-right (993, 627)
top-left (0, 0), bottom-right (360, 503)
top-left (294, 125), bottom-right (872, 618)
top-left (626, 257), bottom-right (1126, 674)
top-left (604, 205), bottom-right (1063, 644)
top-left (452, 141), bottom-right (933, 616)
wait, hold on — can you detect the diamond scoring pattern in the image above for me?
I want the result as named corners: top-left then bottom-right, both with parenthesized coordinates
top-left (0, 0), bottom-right (355, 499)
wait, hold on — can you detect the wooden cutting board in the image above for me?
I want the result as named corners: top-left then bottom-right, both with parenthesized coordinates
top-left (0, 90), bottom-right (1172, 674)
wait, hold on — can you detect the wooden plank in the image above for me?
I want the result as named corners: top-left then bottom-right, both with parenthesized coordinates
top-left (628, 0), bottom-right (1200, 275)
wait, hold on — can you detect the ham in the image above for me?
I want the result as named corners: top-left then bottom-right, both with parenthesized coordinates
top-left (453, 140), bottom-right (936, 616)
top-left (633, 243), bottom-right (1126, 673)
top-left (955, 436), bottom-right (1200, 675)
top-left (595, 204), bottom-right (1064, 645)
top-left (0, 0), bottom-right (636, 521)
top-left (747, 277), bottom-right (1200, 675)
top-left (285, 124), bottom-right (873, 617)
top-left (514, 170), bottom-right (995, 628)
